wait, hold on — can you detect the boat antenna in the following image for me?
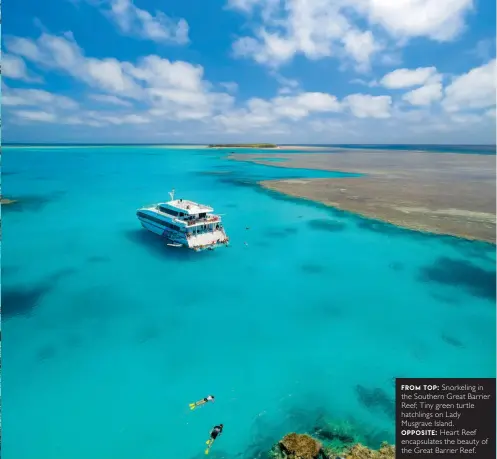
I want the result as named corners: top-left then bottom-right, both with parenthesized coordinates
top-left (169, 189), bottom-right (175, 201)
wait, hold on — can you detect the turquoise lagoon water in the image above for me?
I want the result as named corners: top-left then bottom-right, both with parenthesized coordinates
top-left (2, 146), bottom-right (496, 459)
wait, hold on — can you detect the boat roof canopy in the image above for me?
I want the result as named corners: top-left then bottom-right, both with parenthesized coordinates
top-left (163, 199), bottom-right (213, 215)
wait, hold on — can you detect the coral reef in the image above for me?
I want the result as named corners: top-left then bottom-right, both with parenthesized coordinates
top-left (312, 418), bottom-right (362, 456)
top-left (0, 198), bottom-right (19, 205)
top-left (341, 442), bottom-right (395, 459)
top-left (270, 433), bottom-right (326, 459)
top-left (270, 432), bottom-right (395, 459)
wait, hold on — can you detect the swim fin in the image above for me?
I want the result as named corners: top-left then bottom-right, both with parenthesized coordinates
top-left (189, 403), bottom-right (196, 410)
top-left (205, 438), bottom-right (216, 454)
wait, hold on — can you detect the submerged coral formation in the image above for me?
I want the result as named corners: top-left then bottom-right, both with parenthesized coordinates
top-left (342, 442), bottom-right (395, 459)
top-left (270, 432), bottom-right (394, 459)
top-left (271, 433), bottom-right (326, 459)
top-left (0, 197), bottom-right (19, 205)
top-left (312, 418), bottom-right (363, 456)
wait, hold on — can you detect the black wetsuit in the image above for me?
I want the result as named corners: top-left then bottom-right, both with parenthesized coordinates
top-left (210, 425), bottom-right (223, 440)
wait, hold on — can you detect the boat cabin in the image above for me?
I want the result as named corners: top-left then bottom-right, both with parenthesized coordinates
top-left (157, 199), bottom-right (221, 235)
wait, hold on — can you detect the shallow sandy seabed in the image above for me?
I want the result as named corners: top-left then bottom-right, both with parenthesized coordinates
top-left (230, 150), bottom-right (496, 243)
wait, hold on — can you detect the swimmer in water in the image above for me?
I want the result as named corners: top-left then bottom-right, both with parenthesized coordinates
top-left (205, 424), bottom-right (223, 455)
top-left (189, 395), bottom-right (215, 410)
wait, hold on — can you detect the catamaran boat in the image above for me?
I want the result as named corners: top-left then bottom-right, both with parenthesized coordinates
top-left (136, 190), bottom-right (229, 251)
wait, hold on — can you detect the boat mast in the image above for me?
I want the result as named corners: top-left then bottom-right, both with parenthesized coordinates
top-left (169, 189), bottom-right (175, 201)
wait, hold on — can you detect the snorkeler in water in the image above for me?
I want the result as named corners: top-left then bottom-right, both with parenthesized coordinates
top-left (205, 424), bottom-right (223, 455)
top-left (189, 395), bottom-right (215, 410)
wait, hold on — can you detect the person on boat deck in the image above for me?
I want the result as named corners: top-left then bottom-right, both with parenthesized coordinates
top-left (210, 424), bottom-right (223, 441)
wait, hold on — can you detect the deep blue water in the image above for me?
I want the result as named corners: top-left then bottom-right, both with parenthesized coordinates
top-left (1, 145), bottom-right (496, 459)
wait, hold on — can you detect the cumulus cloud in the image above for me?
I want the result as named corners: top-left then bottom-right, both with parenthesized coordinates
top-left (13, 110), bottom-right (57, 122)
top-left (402, 82), bottom-right (443, 106)
top-left (84, 0), bottom-right (189, 44)
top-left (442, 59), bottom-right (496, 112)
top-left (341, 29), bottom-right (382, 71)
top-left (344, 94), bottom-right (392, 118)
top-left (214, 91), bottom-right (341, 132)
top-left (231, 0), bottom-right (379, 69)
top-left (4, 32), bottom-right (234, 124)
top-left (363, 0), bottom-right (474, 41)
top-left (380, 67), bottom-right (440, 89)
top-left (2, 87), bottom-right (78, 109)
top-left (229, 0), bottom-right (474, 69)
top-left (1, 53), bottom-right (41, 82)
top-left (5, 33), bottom-right (141, 97)
top-left (3, 22), bottom-right (493, 144)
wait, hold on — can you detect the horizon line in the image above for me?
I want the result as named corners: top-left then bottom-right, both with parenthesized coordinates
top-left (3, 142), bottom-right (496, 147)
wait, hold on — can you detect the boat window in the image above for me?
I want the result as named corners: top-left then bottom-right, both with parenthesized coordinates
top-left (137, 211), bottom-right (165, 226)
top-left (137, 211), bottom-right (180, 231)
top-left (159, 206), bottom-right (179, 217)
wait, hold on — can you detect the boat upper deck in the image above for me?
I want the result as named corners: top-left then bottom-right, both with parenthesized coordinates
top-left (140, 204), bottom-right (221, 228)
top-left (164, 199), bottom-right (213, 215)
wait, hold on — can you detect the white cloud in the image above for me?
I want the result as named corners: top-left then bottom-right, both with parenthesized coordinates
top-left (5, 32), bottom-right (234, 123)
top-left (232, 34), bottom-right (296, 66)
top-left (4, 37), bottom-right (43, 62)
top-left (442, 59), bottom-right (496, 112)
top-left (344, 93), bottom-right (392, 118)
top-left (363, 0), bottom-right (474, 41)
top-left (231, 0), bottom-right (378, 68)
top-left (124, 55), bottom-right (204, 92)
top-left (341, 29), bottom-right (382, 71)
top-left (227, 0), bottom-right (262, 12)
top-left (1, 53), bottom-right (41, 82)
top-left (89, 94), bottom-right (133, 106)
top-left (380, 67), bottom-right (440, 89)
top-left (91, 112), bottom-right (151, 125)
top-left (214, 90), bottom-right (341, 133)
top-left (10, 108), bottom-right (153, 127)
top-left (402, 82), bottom-right (443, 106)
top-left (13, 110), bottom-right (57, 122)
top-left (97, 0), bottom-right (189, 44)
top-left (229, 0), bottom-right (474, 69)
top-left (2, 87), bottom-right (78, 109)
top-left (5, 33), bottom-right (141, 97)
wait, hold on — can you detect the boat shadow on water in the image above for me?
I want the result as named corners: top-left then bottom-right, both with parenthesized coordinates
top-left (123, 229), bottom-right (214, 261)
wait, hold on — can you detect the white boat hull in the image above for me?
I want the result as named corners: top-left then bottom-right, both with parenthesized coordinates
top-left (137, 214), bottom-right (228, 251)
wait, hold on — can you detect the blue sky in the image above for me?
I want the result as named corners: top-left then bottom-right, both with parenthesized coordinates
top-left (2, 0), bottom-right (496, 143)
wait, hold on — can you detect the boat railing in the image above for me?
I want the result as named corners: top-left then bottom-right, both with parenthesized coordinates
top-left (175, 216), bottom-right (220, 226)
